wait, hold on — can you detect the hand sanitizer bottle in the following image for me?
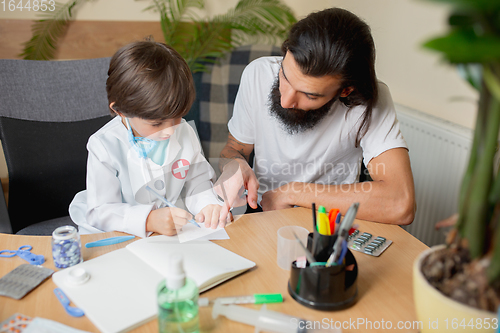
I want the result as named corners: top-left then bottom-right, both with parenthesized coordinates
top-left (157, 254), bottom-right (199, 333)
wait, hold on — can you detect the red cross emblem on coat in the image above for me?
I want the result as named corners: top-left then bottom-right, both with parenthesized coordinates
top-left (172, 159), bottom-right (190, 179)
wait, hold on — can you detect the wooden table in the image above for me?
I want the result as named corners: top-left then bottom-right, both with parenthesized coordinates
top-left (0, 208), bottom-right (428, 332)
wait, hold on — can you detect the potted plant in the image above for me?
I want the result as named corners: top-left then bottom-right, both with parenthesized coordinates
top-left (19, 0), bottom-right (296, 72)
top-left (413, 0), bottom-right (500, 331)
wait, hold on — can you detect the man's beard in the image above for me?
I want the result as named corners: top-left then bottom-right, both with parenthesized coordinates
top-left (268, 78), bottom-right (337, 134)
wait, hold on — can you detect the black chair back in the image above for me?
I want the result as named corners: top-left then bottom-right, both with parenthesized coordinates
top-left (0, 58), bottom-right (112, 233)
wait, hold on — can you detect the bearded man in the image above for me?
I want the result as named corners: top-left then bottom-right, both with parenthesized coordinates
top-left (211, 8), bottom-right (415, 227)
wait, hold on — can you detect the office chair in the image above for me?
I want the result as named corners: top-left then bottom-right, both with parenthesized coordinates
top-left (0, 58), bottom-right (112, 235)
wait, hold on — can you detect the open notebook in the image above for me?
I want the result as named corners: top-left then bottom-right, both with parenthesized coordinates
top-left (52, 235), bottom-right (255, 333)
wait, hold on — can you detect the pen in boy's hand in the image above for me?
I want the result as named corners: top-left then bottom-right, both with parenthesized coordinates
top-left (145, 186), bottom-right (200, 228)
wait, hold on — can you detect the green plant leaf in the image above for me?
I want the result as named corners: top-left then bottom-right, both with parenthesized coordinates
top-left (21, 0), bottom-right (296, 71)
top-left (19, 0), bottom-right (83, 60)
top-left (184, 19), bottom-right (234, 71)
top-left (464, 91), bottom-right (500, 258)
top-left (457, 64), bottom-right (482, 91)
top-left (448, 12), bottom-right (476, 27)
top-left (486, 64), bottom-right (500, 206)
top-left (456, 77), bottom-right (491, 237)
top-left (490, 167), bottom-right (500, 207)
top-left (422, 0), bottom-right (500, 12)
top-left (141, 0), bottom-right (295, 72)
top-left (487, 200), bottom-right (500, 282)
top-left (422, 0), bottom-right (500, 286)
top-left (179, 0), bottom-right (295, 72)
top-left (424, 30), bottom-right (500, 63)
top-left (484, 65), bottom-right (500, 101)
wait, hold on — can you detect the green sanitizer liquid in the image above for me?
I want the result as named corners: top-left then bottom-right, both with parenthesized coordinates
top-left (157, 254), bottom-right (199, 333)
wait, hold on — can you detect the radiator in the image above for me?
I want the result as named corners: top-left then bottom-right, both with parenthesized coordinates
top-left (395, 103), bottom-right (473, 247)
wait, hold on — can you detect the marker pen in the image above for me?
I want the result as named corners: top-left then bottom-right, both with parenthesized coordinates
top-left (317, 206), bottom-right (330, 235)
top-left (198, 293), bottom-right (283, 306)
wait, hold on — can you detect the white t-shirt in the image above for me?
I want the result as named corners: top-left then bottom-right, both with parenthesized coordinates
top-left (228, 56), bottom-right (407, 199)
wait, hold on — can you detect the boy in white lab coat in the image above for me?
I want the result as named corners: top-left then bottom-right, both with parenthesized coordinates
top-left (69, 40), bottom-right (227, 238)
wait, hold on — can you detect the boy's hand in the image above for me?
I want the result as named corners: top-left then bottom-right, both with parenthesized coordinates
top-left (196, 204), bottom-right (231, 229)
top-left (146, 207), bottom-right (191, 236)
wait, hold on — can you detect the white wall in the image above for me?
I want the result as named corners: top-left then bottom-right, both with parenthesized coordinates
top-left (331, 0), bottom-right (477, 130)
top-left (0, 0), bottom-right (479, 179)
top-left (0, 0), bottom-right (332, 20)
top-left (1, 0), bottom-right (477, 127)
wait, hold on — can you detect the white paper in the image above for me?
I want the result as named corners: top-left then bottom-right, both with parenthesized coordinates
top-left (52, 249), bottom-right (161, 333)
top-left (24, 318), bottom-right (92, 333)
top-left (176, 222), bottom-right (228, 243)
top-left (125, 235), bottom-right (256, 291)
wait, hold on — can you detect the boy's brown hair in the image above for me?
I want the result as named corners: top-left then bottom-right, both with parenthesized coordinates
top-left (106, 39), bottom-right (195, 120)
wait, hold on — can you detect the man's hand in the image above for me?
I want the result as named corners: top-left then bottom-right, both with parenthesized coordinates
top-left (214, 159), bottom-right (259, 220)
top-left (217, 133), bottom-right (260, 219)
top-left (261, 182), bottom-right (302, 211)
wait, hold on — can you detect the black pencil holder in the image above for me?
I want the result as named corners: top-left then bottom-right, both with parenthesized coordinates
top-left (287, 232), bottom-right (358, 310)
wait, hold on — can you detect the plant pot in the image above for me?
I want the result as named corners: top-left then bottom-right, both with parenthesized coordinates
top-left (413, 245), bottom-right (498, 332)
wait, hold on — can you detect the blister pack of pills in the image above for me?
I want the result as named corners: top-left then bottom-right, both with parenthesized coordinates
top-left (0, 264), bottom-right (54, 300)
top-left (0, 313), bottom-right (32, 333)
top-left (347, 231), bottom-right (392, 257)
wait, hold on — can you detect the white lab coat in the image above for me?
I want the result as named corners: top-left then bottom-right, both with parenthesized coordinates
top-left (69, 117), bottom-right (221, 238)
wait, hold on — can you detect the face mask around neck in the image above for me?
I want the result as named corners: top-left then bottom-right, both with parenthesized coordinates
top-left (125, 118), bottom-right (158, 159)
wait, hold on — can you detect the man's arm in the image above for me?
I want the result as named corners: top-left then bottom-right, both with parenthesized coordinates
top-left (216, 133), bottom-right (259, 210)
top-left (260, 147), bottom-right (416, 225)
top-left (219, 133), bottom-right (254, 170)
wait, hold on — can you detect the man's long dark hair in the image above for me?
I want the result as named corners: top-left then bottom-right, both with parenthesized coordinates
top-left (281, 8), bottom-right (378, 147)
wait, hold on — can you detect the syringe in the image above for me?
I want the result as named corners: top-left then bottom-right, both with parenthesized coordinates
top-left (212, 301), bottom-right (340, 333)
